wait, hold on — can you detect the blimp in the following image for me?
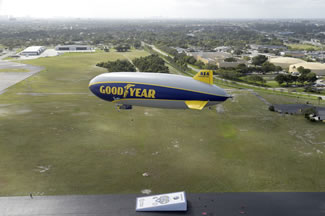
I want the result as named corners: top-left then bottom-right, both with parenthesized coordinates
top-left (89, 70), bottom-right (230, 110)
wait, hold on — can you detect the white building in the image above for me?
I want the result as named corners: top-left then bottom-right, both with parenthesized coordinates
top-left (20, 46), bottom-right (46, 56)
top-left (55, 45), bottom-right (94, 52)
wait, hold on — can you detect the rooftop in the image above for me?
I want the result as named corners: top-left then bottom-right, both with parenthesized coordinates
top-left (191, 52), bottom-right (231, 59)
top-left (22, 46), bottom-right (45, 52)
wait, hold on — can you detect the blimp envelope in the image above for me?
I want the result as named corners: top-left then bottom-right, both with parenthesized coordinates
top-left (136, 191), bottom-right (187, 212)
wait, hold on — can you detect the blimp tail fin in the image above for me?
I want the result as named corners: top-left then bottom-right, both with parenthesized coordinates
top-left (185, 101), bottom-right (208, 110)
top-left (193, 70), bottom-right (213, 85)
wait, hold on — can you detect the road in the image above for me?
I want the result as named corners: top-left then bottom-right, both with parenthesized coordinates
top-left (0, 52), bottom-right (44, 94)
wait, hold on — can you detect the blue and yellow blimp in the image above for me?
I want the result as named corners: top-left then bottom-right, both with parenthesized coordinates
top-left (89, 70), bottom-right (230, 110)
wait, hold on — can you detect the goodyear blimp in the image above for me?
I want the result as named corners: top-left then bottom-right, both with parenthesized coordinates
top-left (89, 70), bottom-right (230, 110)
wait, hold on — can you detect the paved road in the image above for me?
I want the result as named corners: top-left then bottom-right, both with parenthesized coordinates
top-left (0, 59), bottom-right (43, 94)
top-left (0, 193), bottom-right (324, 216)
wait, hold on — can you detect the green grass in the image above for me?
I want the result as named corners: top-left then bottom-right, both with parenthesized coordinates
top-left (0, 68), bottom-right (30, 72)
top-left (287, 43), bottom-right (323, 51)
top-left (0, 50), bottom-right (324, 196)
top-left (266, 81), bottom-right (279, 88)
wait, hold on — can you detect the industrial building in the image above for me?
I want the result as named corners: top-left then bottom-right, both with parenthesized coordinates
top-left (217, 59), bottom-right (245, 68)
top-left (20, 46), bottom-right (46, 56)
top-left (189, 52), bottom-right (231, 65)
top-left (55, 45), bottom-right (94, 52)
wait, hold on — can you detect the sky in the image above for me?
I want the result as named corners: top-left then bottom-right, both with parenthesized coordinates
top-left (0, 0), bottom-right (325, 19)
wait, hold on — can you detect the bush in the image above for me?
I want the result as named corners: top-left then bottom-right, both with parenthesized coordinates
top-left (269, 105), bottom-right (275, 112)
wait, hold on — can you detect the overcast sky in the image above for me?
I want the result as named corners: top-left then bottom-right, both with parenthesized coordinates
top-left (0, 0), bottom-right (324, 19)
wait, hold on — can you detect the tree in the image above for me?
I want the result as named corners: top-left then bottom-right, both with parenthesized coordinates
top-left (204, 63), bottom-right (218, 70)
top-left (133, 54), bottom-right (169, 73)
top-left (233, 49), bottom-right (243, 55)
top-left (318, 97), bottom-right (322, 105)
top-left (134, 41), bottom-right (142, 49)
top-left (115, 44), bottom-right (130, 52)
top-left (96, 59), bottom-right (136, 72)
top-left (252, 55), bottom-right (268, 66)
top-left (224, 57), bottom-right (237, 62)
top-left (297, 66), bottom-right (311, 75)
top-left (236, 63), bottom-right (249, 74)
top-left (261, 61), bottom-right (276, 73)
top-left (275, 74), bottom-right (286, 85)
top-left (243, 56), bottom-right (251, 61)
top-left (248, 75), bottom-right (265, 84)
top-left (291, 75), bottom-right (298, 85)
top-left (283, 74), bottom-right (293, 86)
top-left (306, 72), bottom-right (317, 83)
top-left (298, 74), bottom-right (307, 85)
top-left (217, 69), bottom-right (240, 80)
top-left (194, 60), bottom-right (205, 68)
top-left (275, 66), bottom-right (283, 72)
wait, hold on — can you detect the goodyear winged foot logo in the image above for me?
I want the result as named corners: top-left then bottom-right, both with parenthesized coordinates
top-left (99, 84), bottom-right (156, 99)
top-left (123, 84), bottom-right (135, 98)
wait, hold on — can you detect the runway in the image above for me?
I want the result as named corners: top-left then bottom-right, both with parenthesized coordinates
top-left (0, 60), bottom-right (43, 94)
top-left (0, 193), bottom-right (324, 216)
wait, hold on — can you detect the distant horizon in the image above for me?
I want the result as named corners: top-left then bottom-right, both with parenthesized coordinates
top-left (1, 16), bottom-right (325, 21)
top-left (1, 0), bottom-right (325, 20)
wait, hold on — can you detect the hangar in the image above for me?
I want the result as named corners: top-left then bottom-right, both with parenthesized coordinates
top-left (55, 45), bottom-right (94, 52)
top-left (20, 46), bottom-right (46, 56)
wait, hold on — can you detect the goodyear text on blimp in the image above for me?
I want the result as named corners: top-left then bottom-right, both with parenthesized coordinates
top-left (99, 84), bottom-right (156, 99)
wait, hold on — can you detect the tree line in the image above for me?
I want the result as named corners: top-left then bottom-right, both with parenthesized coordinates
top-left (96, 54), bottom-right (169, 73)
top-left (274, 66), bottom-right (317, 86)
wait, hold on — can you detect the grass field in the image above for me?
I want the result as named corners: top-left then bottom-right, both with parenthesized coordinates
top-left (0, 50), bottom-right (324, 196)
top-left (287, 43), bottom-right (323, 51)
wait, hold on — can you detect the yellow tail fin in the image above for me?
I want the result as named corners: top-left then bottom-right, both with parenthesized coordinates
top-left (193, 70), bottom-right (213, 85)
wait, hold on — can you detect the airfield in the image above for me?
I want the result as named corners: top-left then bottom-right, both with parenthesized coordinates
top-left (0, 49), bottom-right (324, 197)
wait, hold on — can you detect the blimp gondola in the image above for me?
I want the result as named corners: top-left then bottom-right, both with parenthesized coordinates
top-left (89, 70), bottom-right (230, 110)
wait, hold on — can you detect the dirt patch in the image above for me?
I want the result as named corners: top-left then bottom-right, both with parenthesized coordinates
top-left (216, 104), bottom-right (225, 113)
top-left (144, 111), bottom-right (153, 116)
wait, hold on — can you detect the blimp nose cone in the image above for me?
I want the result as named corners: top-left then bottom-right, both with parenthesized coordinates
top-left (89, 75), bottom-right (101, 95)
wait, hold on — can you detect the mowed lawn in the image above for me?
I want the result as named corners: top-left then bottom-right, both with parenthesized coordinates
top-left (0, 50), bottom-right (325, 196)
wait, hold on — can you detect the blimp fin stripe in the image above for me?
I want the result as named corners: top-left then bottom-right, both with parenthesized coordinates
top-left (193, 70), bottom-right (213, 85)
top-left (185, 101), bottom-right (208, 110)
